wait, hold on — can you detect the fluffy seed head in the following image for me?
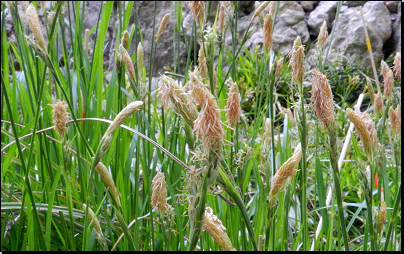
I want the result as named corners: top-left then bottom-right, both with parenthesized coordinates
top-left (366, 77), bottom-right (375, 105)
top-left (288, 36), bottom-right (305, 86)
top-left (252, 1), bottom-right (270, 20)
top-left (202, 207), bottom-right (236, 251)
top-left (269, 1), bottom-right (276, 17)
top-left (393, 52), bottom-right (401, 80)
top-left (388, 106), bottom-right (401, 135)
top-left (374, 92), bottom-right (384, 115)
top-left (96, 162), bottom-right (121, 206)
top-left (381, 60), bottom-right (394, 98)
top-left (275, 57), bottom-right (284, 78)
top-left (263, 14), bottom-right (274, 54)
top-left (218, 1), bottom-right (227, 33)
top-left (189, 1), bottom-right (205, 26)
top-left (156, 13), bottom-right (170, 43)
top-left (26, 4), bottom-right (47, 53)
top-left (158, 75), bottom-right (198, 128)
top-left (346, 108), bottom-right (378, 157)
top-left (317, 20), bottom-right (328, 47)
top-left (310, 69), bottom-right (334, 128)
top-left (225, 79), bottom-right (241, 127)
top-left (268, 143), bottom-right (302, 207)
top-left (151, 172), bottom-right (172, 214)
top-left (198, 44), bottom-right (208, 78)
top-left (49, 100), bottom-right (69, 140)
top-left (119, 44), bottom-right (136, 82)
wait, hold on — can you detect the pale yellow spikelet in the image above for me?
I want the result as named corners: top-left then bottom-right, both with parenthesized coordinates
top-left (346, 108), bottom-right (377, 157)
top-left (288, 36), bottom-right (305, 86)
top-left (261, 118), bottom-right (272, 151)
top-left (284, 108), bottom-right (295, 127)
top-left (189, 1), bottom-right (205, 26)
top-left (151, 172), bottom-right (172, 214)
top-left (252, 1), bottom-right (269, 20)
top-left (393, 52), bottom-right (401, 80)
top-left (121, 30), bottom-right (130, 50)
top-left (268, 143), bottom-right (302, 206)
top-left (366, 77), bottom-right (375, 105)
top-left (389, 106), bottom-right (401, 135)
top-left (49, 100), bottom-right (69, 140)
top-left (218, 1), bottom-right (226, 33)
top-left (317, 20), bottom-right (328, 47)
top-left (105, 101), bottom-right (143, 137)
top-left (96, 162), bottom-right (121, 206)
top-left (263, 14), bottom-right (274, 54)
top-left (225, 79), bottom-right (241, 127)
top-left (310, 69), bottom-right (334, 128)
top-left (137, 42), bottom-right (144, 74)
top-left (26, 3), bottom-right (47, 53)
top-left (374, 92), bottom-right (384, 115)
top-left (82, 203), bottom-right (107, 250)
top-left (189, 68), bottom-right (225, 152)
top-left (156, 13), bottom-right (170, 43)
top-left (202, 207), bottom-right (236, 251)
top-left (275, 57), bottom-right (284, 78)
top-left (198, 45), bottom-right (207, 79)
top-left (119, 44), bottom-right (136, 82)
top-left (381, 60), bottom-right (394, 98)
top-left (158, 75), bottom-right (198, 128)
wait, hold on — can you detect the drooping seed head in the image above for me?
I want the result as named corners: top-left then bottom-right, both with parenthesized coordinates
top-left (82, 203), bottom-right (103, 239)
top-left (156, 13), bottom-right (170, 43)
top-left (388, 106), bottom-right (401, 135)
top-left (252, 1), bottom-right (270, 20)
top-left (268, 143), bottom-right (302, 207)
top-left (310, 69), bottom-right (334, 129)
top-left (202, 207), bottom-right (236, 251)
top-left (49, 100), bottom-right (69, 140)
top-left (225, 79), bottom-right (241, 127)
top-left (263, 14), bottom-right (274, 54)
top-left (96, 162), bottom-right (121, 206)
top-left (374, 92), bottom-right (384, 115)
top-left (26, 4), bottom-right (47, 53)
top-left (288, 36), bottom-right (305, 87)
top-left (381, 60), bottom-right (394, 98)
top-left (317, 20), bottom-right (328, 48)
top-left (393, 52), bottom-right (401, 80)
top-left (105, 101), bottom-right (143, 137)
top-left (346, 108), bottom-right (378, 157)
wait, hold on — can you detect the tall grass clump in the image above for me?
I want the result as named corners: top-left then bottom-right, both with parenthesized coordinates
top-left (1, 1), bottom-right (401, 251)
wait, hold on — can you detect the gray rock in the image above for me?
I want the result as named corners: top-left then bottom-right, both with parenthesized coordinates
top-left (326, 1), bottom-right (392, 70)
top-left (307, 1), bottom-right (338, 36)
top-left (343, 1), bottom-right (367, 7)
top-left (392, 2), bottom-right (401, 52)
top-left (272, 2), bottom-right (310, 56)
top-left (300, 1), bottom-right (318, 12)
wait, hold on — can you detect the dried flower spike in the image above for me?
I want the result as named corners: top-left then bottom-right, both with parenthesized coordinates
top-left (388, 106), bottom-right (401, 135)
top-left (218, 1), bottom-right (226, 33)
top-left (275, 57), bottom-right (284, 78)
top-left (374, 92), bottom-right (384, 115)
top-left (49, 100), bottom-right (69, 140)
top-left (310, 69), bottom-right (334, 129)
top-left (381, 60), bottom-right (394, 98)
top-left (377, 201), bottom-right (386, 234)
top-left (189, 1), bottom-right (205, 26)
top-left (151, 172), bottom-right (173, 214)
top-left (156, 13), bottom-right (170, 43)
top-left (263, 14), bottom-right (274, 54)
top-left (269, 1), bottom-right (276, 17)
top-left (346, 108), bottom-right (378, 157)
top-left (268, 143), bottom-right (302, 207)
top-left (225, 79), bottom-right (241, 127)
top-left (26, 3), bottom-right (47, 53)
top-left (202, 207), bottom-right (236, 251)
top-left (252, 1), bottom-right (269, 20)
top-left (119, 44), bottom-right (136, 82)
top-left (96, 162), bottom-right (121, 206)
top-left (198, 44), bottom-right (207, 79)
top-left (393, 52), bottom-right (401, 80)
top-left (288, 36), bottom-right (305, 87)
top-left (317, 20), bottom-right (328, 47)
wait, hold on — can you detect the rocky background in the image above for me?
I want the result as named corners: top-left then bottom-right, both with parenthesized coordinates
top-left (5, 1), bottom-right (402, 76)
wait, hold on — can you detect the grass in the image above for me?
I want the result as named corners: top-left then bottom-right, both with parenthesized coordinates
top-left (1, 1), bottom-right (401, 251)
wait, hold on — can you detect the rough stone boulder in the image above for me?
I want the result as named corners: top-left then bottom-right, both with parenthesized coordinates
top-left (307, 1), bottom-right (338, 36)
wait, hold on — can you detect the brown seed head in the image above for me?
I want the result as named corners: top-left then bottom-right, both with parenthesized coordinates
top-left (346, 108), bottom-right (378, 157)
top-left (310, 69), bottom-right (334, 128)
top-left (156, 13), bottom-right (170, 43)
top-left (218, 1), bottom-right (227, 33)
top-left (158, 75), bottom-right (198, 128)
top-left (202, 207), bottom-right (236, 251)
top-left (381, 60), bottom-right (394, 98)
top-left (263, 14), bottom-right (274, 54)
top-left (269, 1), bottom-right (276, 17)
top-left (121, 30), bottom-right (130, 50)
top-left (288, 36), bottom-right (305, 86)
top-left (393, 52), bottom-right (401, 80)
top-left (388, 106), bottom-right (401, 135)
top-left (377, 201), bottom-right (386, 233)
top-left (252, 1), bottom-right (270, 20)
top-left (317, 20), bottom-right (328, 47)
top-left (275, 57), bottom-right (284, 78)
top-left (96, 162), bottom-right (121, 206)
top-left (119, 44), bottom-right (136, 82)
top-left (189, 1), bottom-right (205, 26)
top-left (198, 45), bottom-right (208, 79)
top-left (374, 92), bottom-right (384, 115)
top-left (151, 172), bottom-right (172, 214)
top-left (225, 79), bottom-right (241, 127)
top-left (49, 100), bottom-right (69, 140)
top-left (268, 143), bottom-right (302, 206)
top-left (26, 3), bottom-right (47, 53)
